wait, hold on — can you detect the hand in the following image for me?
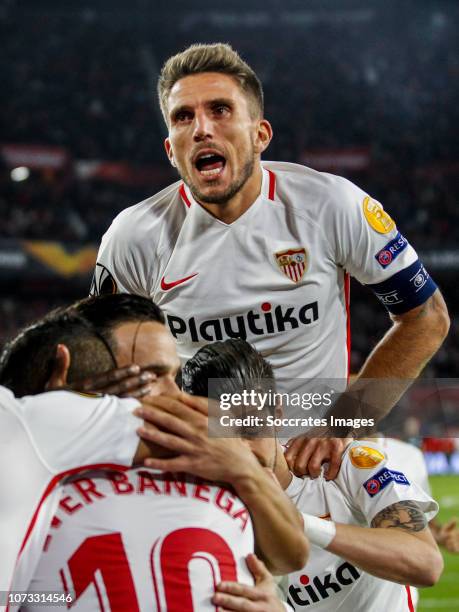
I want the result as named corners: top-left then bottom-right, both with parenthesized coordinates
top-left (134, 392), bottom-right (262, 484)
top-left (284, 436), bottom-right (351, 479)
top-left (212, 553), bottom-right (287, 611)
top-left (438, 518), bottom-right (459, 553)
top-left (67, 364), bottom-right (156, 398)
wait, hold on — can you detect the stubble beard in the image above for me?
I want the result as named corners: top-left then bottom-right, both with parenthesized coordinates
top-left (181, 149), bottom-right (256, 206)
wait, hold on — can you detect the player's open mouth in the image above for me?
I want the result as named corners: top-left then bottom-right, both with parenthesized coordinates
top-left (194, 151), bottom-right (227, 177)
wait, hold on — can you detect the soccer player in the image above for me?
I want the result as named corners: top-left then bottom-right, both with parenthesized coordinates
top-left (2, 295), bottom-right (307, 610)
top-left (91, 42), bottom-right (449, 475)
top-left (0, 311), bottom-right (153, 598)
top-left (138, 339), bottom-right (444, 611)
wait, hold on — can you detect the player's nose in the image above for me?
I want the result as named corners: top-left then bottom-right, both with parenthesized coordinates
top-left (193, 110), bottom-right (214, 142)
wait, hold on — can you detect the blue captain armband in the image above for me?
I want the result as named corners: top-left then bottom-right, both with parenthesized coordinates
top-left (367, 259), bottom-right (437, 315)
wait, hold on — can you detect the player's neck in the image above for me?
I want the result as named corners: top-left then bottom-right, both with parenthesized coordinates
top-left (198, 164), bottom-right (263, 225)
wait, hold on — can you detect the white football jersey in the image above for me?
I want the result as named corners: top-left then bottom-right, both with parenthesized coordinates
top-left (24, 469), bottom-right (254, 612)
top-left (378, 437), bottom-right (431, 495)
top-left (374, 437), bottom-right (433, 610)
top-left (0, 385), bottom-right (140, 609)
top-left (93, 162), bottom-right (418, 382)
top-left (284, 440), bottom-right (438, 611)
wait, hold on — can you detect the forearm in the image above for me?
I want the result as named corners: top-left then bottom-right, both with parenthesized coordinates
top-left (328, 523), bottom-right (441, 587)
top-left (359, 291), bottom-right (448, 379)
top-left (345, 291), bottom-right (449, 425)
top-left (234, 470), bottom-right (309, 575)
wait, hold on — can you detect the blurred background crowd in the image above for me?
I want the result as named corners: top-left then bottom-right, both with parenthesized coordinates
top-left (0, 0), bottom-right (457, 377)
top-left (1, 3), bottom-right (458, 607)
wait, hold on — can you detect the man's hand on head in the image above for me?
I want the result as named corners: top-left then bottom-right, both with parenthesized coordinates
top-left (284, 436), bottom-right (352, 479)
top-left (67, 364), bottom-right (156, 398)
top-left (134, 392), bottom-right (263, 484)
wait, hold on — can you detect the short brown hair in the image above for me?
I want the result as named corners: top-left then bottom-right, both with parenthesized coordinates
top-left (157, 43), bottom-right (264, 123)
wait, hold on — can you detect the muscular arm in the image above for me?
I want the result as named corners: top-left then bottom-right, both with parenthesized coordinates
top-left (361, 290), bottom-right (449, 378)
top-left (136, 395), bottom-right (309, 575)
top-left (350, 290), bottom-right (449, 422)
top-left (323, 501), bottom-right (443, 587)
top-left (323, 290), bottom-right (450, 438)
top-left (231, 467), bottom-right (308, 575)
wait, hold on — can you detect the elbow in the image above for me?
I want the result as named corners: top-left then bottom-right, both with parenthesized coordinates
top-left (431, 292), bottom-right (450, 343)
top-left (435, 309), bottom-right (450, 344)
top-left (439, 311), bottom-right (450, 342)
top-left (269, 536), bottom-right (309, 575)
top-left (291, 535), bottom-right (310, 571)
top-left (415, 548), bottom-right (444, 587)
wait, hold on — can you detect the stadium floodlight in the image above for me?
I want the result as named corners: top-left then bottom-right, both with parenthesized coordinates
top-left (10, 166), bottom-right (30, 182)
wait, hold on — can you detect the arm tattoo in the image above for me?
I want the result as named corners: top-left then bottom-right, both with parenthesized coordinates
top-left (371, 500), bottom-right (427, 533)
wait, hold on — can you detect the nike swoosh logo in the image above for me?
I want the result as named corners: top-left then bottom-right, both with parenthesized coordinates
top-left (160, 273), bottom-right (198, 291)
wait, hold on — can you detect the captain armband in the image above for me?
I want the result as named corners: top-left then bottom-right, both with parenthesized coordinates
top-left (367, 259), bottom-right (437, 315)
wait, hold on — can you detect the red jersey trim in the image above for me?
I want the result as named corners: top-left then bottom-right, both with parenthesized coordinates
top-left (7, 463), bottom-right (130, 612)
top-left (267, 170), bottom-right (276, 201)
top-left (344, 272), bottom-right (351, 382)
top-left (179, 170), bottom-right (276, 207)
top-left (405, 585), bottom-right (415, 612)
top-left (179, 184), bottom-right (191, 208)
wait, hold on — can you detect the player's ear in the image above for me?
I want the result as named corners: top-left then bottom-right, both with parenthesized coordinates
top-left (164, 138), bottom-right (176, 167)
top-left (254, 119), bottom-right (273, 155)
top-left (45, 344), bottom-right (71, 390)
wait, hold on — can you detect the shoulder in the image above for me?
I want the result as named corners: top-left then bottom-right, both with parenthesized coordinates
top-left (263, 161), bottom-right (365, 208)
top-left (102, 180), bottom-right (184, 247)
top-left (263, 162), bottom-right (366, 232)
top-left (17, 389), bottom-right (123, 417)
top-left (381, 438), bottom-right (428, 486)
top-left (17, 389), bottom-right (101, 414)
top-left (337, 440), bottom-right (388, 489)
top-left (0, 384), bottom-right (17, 407)
top-left (383, 438), bottom-right (424, 460)
top-left (0, 385), bottom-right (22, 427)
top-left (17, 391), bottom-right (140, 439)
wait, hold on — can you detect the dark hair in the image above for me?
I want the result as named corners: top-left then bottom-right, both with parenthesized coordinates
top-left (182, 338), bottom-right (275, 399)
top-left (73, 293), bottom-right (164, 359)
top-left (0, 294), bottom-right (164, 397)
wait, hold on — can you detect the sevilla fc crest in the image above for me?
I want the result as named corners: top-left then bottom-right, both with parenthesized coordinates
top-left (275, 248), bottom-right (308, 283)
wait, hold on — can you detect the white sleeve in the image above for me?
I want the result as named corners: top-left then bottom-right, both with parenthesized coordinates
top-left (338, 441), bottom-right (439, 526)
top-left (91, 213), bottom-right (152, 297)
top-left (411, 448), bottom-right (432, 496)
top-left (17, 390), bottom-right (141, 474)
top-left (326, 176), bottom-right (418, 285)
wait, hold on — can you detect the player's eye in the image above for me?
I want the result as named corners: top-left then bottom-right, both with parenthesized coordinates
top-left (174, 110), bottom-right (192, 123)
top-left (213, 104), bottom-right (230, 116)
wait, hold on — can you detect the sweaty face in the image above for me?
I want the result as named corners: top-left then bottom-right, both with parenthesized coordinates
top-left (112, 321), bottom-right (181, 400)
top-left (165, 72), bottom-right (259, 205)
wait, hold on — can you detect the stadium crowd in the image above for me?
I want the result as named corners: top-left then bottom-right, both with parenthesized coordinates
top-left (0, 2), bottom-right (458, 244)
top-left (0, 3), bottom-right (458, 610)
top-left (0, 0), bottom-right (457, 373)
